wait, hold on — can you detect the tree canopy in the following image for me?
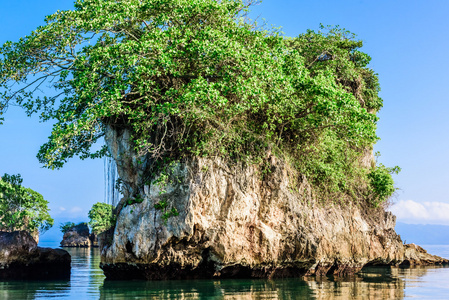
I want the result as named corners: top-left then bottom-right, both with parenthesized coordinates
top-left (88, 202), bottom-right (115, 234)
top-left (0, 173), bottom-right (54, 233)
top-left (0, 0), bottom-right (394, 205)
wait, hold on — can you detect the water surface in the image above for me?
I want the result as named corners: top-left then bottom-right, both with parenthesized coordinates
top-left (1, 243), bottom-right (448, 299)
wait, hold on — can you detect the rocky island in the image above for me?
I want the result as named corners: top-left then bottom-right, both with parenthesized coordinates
top-left (60, 222), bottom-right (98, 247)
top-left (0, 0), bottom-right (446, 282)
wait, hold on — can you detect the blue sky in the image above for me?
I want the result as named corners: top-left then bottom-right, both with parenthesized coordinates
top-left (1, 0), bottom-right (449, 239)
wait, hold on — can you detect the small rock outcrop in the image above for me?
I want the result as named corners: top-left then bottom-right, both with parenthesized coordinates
top-left (401, 243), bottom-right (448, 266)
top-left (60, 223), bottom-right (97, 247)
top-left (0, 231), bottom-right (71, 279)
top-left (99, 127), bottom-right (447, 280)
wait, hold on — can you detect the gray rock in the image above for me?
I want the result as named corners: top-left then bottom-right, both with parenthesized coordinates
top-left (60, 223), bottom-right (97, 247)
top-left (401, 243), bottom-right (448, 266)
top-left (0, 231), bottom-right (71, 279)
top-left (100, 127), bottom-right (446, 280)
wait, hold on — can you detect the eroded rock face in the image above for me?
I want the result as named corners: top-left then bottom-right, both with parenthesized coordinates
top-left (0, 231), bottom-right (71, 279)
top-left (100, 127), bottom-right (446, 280)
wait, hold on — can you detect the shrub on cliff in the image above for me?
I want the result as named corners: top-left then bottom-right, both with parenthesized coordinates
top-left (0, 0), bottom-right (397, 206)
top-left (60, 221), bottom-right (90, 235)
top-left (368, 163), bottom-right (401, 207)
top-left (60, 222), bottom-right (76, 233)
top-left (88, 203), bottom-right (115, 234)
top-left (0, 173), bottom-right (54, 233)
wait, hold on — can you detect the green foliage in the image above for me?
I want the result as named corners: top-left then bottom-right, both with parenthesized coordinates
top-left (124, 194), bottom-right (144, 207)
top-left (88, 202), bottom-right (116, 234)
top-left (154, 199), bottom-right (179, 224)
top-left (287, 25), bottom-right (383, 112)
top-left (0, 173), bottom-right (54, 233)
top-left (0, 1), bottom-right (394, 207)
top-left (296, 131), bottom-right (367, 202)
top-left (368, 163), bottom-right (401, 207)
top-left (151, 160), bottom-right (181, 222)
top-left (154, 200), bottom-right (168, 210)
top-left (60, 222), bottom-right (76, 233)
top-left (0, 0), bottom-right (377, 165)
top-left (59, 221), bottom-right (77, 233)
top-left (150, 159), bottom-right (180, 195)
top-left (162, 207), bottom-right (179, 223)
top-left (59, 221), bottom-right (88, 233)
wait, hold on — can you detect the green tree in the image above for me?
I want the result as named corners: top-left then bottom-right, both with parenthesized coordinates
top-left (59, 222), bottom-right (76, 233)
top-left (88, 202), bottom-right (115, 234)
top-left (0, 173), bottom-right (54, 233)
top-left (0, 0), bottom-right (393, 207)
top-left (367, 153), bottom-right (401, 206)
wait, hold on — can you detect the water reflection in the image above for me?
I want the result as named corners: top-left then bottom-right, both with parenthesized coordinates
top-left (98, 266), bottom-right (447, 299)
top-left (305, 267), bottom-right (404, 300)
top-left (0, 280), bottom-right (71, 300)
top-left (0, 248), bottom-right (104, 299)
top-left (0, 247), bottom-right (448, 299)
top-left (64, 247), bottom-right (105, 298)
top-left (396, 265), bottom-right (449, 300)
top-left (100, 278), bottom-right (313, 299)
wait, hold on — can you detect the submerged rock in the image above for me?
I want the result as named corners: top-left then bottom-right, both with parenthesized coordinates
top-left (0, 231), bottom-right (71, 279)
top-left (99, 127), bottom-right (447, 280)
top-left (60, 223), bottom-right (98, 247)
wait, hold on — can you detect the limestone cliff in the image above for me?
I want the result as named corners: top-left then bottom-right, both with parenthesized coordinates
top-left (100, 127), bottom-right (447, 280)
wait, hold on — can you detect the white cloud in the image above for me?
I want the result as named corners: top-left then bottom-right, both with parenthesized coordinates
top-left (389, 200), bottom-right (449, 225)
top-left (70, 206), bottom-right (82, 213)
top-left (49, 206), bottom-right (67, 216)
top-left (67, 206), bottom-right (86, 218)
top-left (50, 205), bottom-right (85, 218)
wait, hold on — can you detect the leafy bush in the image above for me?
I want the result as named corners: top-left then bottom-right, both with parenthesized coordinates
top-left (59, 222), bottom-right (76, 233)
top-left (88, 203), bottom-right (116, 234)
top-left (60, 221), bottom-right (89, 234)
top-left (296, 131), bottom-right (367, 201)
top-left (368, 164), bottom-right (401, 206)
top-left (0, 173), bottom-right (54, 233)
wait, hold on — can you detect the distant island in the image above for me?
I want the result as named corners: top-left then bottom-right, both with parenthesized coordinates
top-left (59, 203), bottom-right (115, 247)
top-left (60, 222), bottom-right (98, 247)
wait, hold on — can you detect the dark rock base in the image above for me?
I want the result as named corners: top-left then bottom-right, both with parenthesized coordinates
top-left (100, 262), bottom-right (308, 280)
top-left (100, 260), bottom-right (370, 281)
top-left (0, 231), bottom-right (71, 280)
top-left (0, 247), bottom-right (71, 280)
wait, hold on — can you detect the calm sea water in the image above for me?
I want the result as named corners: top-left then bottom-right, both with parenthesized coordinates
top-left (1, 242), bottom-right (448, 299)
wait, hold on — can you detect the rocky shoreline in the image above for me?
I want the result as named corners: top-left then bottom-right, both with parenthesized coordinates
top-left (0, 231), bottom-right (71, 280)
top-left (401, 243), bottom-right (448, 266)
